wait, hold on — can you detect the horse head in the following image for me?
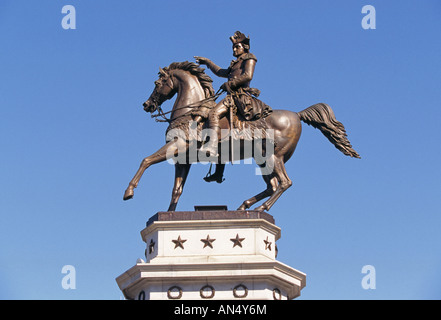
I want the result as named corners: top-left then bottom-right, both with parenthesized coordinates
top-left (143, 67), bottom-right (176, 113)
top-left (143, 62), bottom-right (215, 116)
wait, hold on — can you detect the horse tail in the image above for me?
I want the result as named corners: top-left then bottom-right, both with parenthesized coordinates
top-left (297, 103), bottom-right (361, 158)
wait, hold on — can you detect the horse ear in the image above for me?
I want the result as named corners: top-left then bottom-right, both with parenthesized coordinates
top-left (159, 67), bottom-right (167, 76)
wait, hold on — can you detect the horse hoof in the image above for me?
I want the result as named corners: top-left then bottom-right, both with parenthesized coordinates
top-left (123, 189), bottom-right (134, 201)
top-left (237, 201), bottom-right (251, 211)
top-left (255, 205), bottom-right (267, 212)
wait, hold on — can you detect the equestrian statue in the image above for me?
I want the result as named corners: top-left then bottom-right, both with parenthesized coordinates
top-left (123, 31), bottom-right (360, 212)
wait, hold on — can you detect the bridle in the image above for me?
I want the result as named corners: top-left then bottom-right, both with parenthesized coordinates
top-left (150, 88), bottom-right (224, 123)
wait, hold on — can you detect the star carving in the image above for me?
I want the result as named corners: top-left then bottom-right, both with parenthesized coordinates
top-left (172, 235), bottom-right (187, 249)
top-left (160, 233), bottom-right (276, 253)
top-left (263, 236), bottom-right (272, 251)
top-left (200, 234), bottom-right (216, 248)
top-left (230, 234), bottom-right (245, 248)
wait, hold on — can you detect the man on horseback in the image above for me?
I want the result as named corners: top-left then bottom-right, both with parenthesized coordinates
top-left (124, 32), bottom-right (360, 209)
top-left (195, 31), bottom-right (272, 182)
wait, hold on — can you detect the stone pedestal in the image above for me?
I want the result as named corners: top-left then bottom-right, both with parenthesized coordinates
top-left (116, 209), bottom-right (306, 300)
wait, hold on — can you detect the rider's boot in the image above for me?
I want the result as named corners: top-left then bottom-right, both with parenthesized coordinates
top-left (204, 163), bottom-right (225, 183)
top-left (200, 125), bottom-right (221, 158)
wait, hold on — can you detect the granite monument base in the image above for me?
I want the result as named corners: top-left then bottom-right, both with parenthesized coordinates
top-left (116, 208), bottom-right (306, 300)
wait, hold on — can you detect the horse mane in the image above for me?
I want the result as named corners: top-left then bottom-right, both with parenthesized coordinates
top-left (162, 61), bottom-right (215, 98)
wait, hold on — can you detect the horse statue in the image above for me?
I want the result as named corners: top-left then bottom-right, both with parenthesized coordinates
top-left (123, 61), bottom-right (360, 212)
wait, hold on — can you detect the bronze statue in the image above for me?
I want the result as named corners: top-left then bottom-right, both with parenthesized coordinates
top-left (123, 32), bottom-right (360, 212)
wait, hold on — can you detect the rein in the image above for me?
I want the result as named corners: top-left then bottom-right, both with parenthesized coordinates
top-left (151, 89), bottom-right (224, 123)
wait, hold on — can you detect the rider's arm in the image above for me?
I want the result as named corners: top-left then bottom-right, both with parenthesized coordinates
top-left (195, 56), bottom-right (229, 78)
top-left (205, 60), bottom-right (229, 78)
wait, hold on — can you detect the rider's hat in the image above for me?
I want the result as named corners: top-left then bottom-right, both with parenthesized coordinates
top-left (229, 31), bottom-right (250, 47)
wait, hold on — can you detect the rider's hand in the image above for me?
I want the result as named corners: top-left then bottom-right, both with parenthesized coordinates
top-left (220, 81), bottom-right (233, 94)
top-left (194, 56), bottom-right (209, 65)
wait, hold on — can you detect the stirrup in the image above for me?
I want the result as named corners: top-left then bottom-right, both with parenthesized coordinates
top-left (204, 164), bottom-right (225, 183)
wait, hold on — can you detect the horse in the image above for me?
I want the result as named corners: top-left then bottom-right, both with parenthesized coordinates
top-left (123, 61), bottom-right (360, 212)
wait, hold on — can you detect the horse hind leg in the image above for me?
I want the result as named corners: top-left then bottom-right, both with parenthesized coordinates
top-left (255, 157), bottom-right (292, 212)
top-left (237, 176), bottom-right (277, 210)
top-left (237, 156), bottom-right (278, 210)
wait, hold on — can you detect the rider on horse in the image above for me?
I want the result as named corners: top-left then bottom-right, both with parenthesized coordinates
top-left (124, 33), bottom-right (360, 209)
top-left (195, 31), bottom-right (272, 182)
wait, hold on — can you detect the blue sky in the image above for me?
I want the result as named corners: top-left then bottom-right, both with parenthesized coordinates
top-left (1, 0), bottom-right (440, 299)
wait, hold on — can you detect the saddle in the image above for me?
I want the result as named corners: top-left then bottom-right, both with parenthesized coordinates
top-left (165, 91), bottom-right (273, 144)
top-left (229, 88), bottom-right (272, 121)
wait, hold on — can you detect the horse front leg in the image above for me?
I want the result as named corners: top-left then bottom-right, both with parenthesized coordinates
top-left (168, 163), bottom-right (192, 211)
top-left (123, 139), bottom-right (187, 201)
